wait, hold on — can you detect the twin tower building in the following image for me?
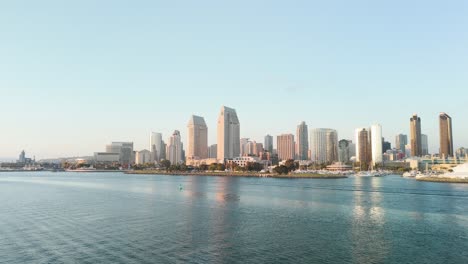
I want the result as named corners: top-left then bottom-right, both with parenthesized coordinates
top-left (150, 106), bottom-right (240, 165)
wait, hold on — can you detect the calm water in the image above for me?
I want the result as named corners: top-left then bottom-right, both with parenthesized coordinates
top-left (0, 172), bottom-right (467, 264)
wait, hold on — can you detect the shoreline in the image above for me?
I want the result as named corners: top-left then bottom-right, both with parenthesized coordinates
top-left (126, 170), bottom-right (348, 179)
top-left (416, 177), bottom-right (468, 184)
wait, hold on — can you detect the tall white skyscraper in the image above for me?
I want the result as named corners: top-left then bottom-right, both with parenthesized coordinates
top-left (187, 115), bottom-right (208, 160)
top-left (150, 132), bottom-right (163, 162)
top-left (217, 106), bottom-right (240, 160)
top-left (371, 124), bottom-right (383, 165)
top-left (264, 135), bottom-right (274, 153)
top-left (296, 121), bottom-right (309, 160)
top-left (310, 128), bottom-right (338, 164)
top-left (167, 130), bottom-right (183, 165)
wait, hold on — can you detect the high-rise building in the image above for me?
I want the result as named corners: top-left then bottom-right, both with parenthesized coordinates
top-left (395, 134), bottom-right (408, 155)
top-left (167, 130), bottom-right (184, 165)
top-left (439, 112), bottom-right (453, 158)
top-left (370, 124), bottom-right (383, 165)
top-left (382, 140), bottom-right (391, 153)
top-left (410, 114), bottom-right (422, 157)
top-left (338, 140), bottom-right (351, 163)
top-left (310, 128), bottom-right (338, 164)
top-left (296, 121), bottom-right (309, 160)
top-left (240, 138), bottom-right (250, 156)
top-left (106, 142), bottom-right (134, 164)
top-left (187, 115), bottom-right (208, 160)
top-left (208, 144), bottom-right (218, 159)
top-left (421, 134), bottom-right (429, 156)
top-left (277, 134), bottom-right (295, 161)
top-left (355, 128), bottom-right (371, 164)
top-left (150, 132), bottom-right (163, 162)
top-left (264, 135), bottom-right (274, 153)
top-left (217, 106), bottom-right (240, 160)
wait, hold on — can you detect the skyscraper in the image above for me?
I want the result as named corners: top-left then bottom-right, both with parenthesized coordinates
top-left (240, 138), bottom-right (250, 156)
top-left (439, 112), bottom-right (453, 158)
top-left (310, 128), bottom-right (338, 164)
top-left (296, 121), bottom-right (309, 160)
top-left (187, 115), bottom-right (208, 160)
top-left (277, 134), bottom-right (295, 161)
top-left (410, 114), bottom-right (422, 157)
top-left (395, 134), bottom-right (408, 155)
top-left (370, 124), bottom-right (383, 165)
top-left (355, 128), bottom-right (371, 164)
top-left (421, 134), bottom-right (429, 156)
top-left (217, 106), bottom-right (240, 160)
top-left (150, 132), bottom-right (163, 162)
top-left (338, 140), bottom-right (351, 163)
top-left (264, 135), bottom-right (274, 153)
top-left (167, 130), bottom-right (183, 165)
top-left (208, 144), bottom-right (218, 159)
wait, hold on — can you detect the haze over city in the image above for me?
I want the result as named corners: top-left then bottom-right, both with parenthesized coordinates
top-left (1, 0), bottom-right (467, 159)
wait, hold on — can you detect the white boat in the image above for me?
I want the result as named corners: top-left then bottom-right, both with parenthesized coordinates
top-left (403, 170), bottom-right (418, 178)
top-left (355, 171), bottom-right (373, 177)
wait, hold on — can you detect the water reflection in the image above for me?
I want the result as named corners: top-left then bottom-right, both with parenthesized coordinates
top-left (212, 177), bottom-right (242, 263)
top-left (351, 177), bottom-right (388, 263)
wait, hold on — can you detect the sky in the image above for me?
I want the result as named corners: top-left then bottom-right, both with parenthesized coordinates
top-left (1, 0), bottom-right (467, 160)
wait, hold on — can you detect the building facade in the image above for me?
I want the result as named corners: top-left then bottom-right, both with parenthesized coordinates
top-left (264, 135), bottom-right (274, 153)
top-left (135, 150), bottom-right (152, 165)
top-left (355, 128), bottom-right (371, 164)
top-left (208, 144), bottom-right (218, 159)
top-left (338, 140), bottom-right (351, 163)
top-left (395, 134), bottom-right (408, 156)
top-left (310, 128), bottom-right (338, 164)
top-left (150, 132), bottom-right (163, 162)
top-left (410, 114), bottom-right (422, 157)
top-left (439, 112), bottom-right (453, 158)
top-left (167, 130), bottom-right (184, 165)
top-left (296, 121), bottom-right (309, 160)
top-left (217, 106), bottom-right (240, 160)
top-left (421, 134), bottom-right (429, 156)
top-left (106, 142), bottom-right (134, 165)
top-left (277, 134), bottom-right (295, 161)
top-left (187, 115), bottom-right (208, 160)
top-left (370, 124), bottom-right (383, 165)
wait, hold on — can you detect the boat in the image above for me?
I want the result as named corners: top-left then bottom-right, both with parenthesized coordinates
top-left (403, 170), bottom-right (418, 178)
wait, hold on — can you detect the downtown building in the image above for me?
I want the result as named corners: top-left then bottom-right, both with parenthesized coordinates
top-left (167, 130), bottom-right (184, 165)
top-left (264, 135), bottom-right (274, 153)
top-left (217, 106), bottom-right (240, 161)
top-left (355, 128), bottom-right (371, 165)
top-left (338, 140), bottom-right (353, 163)
top-left (370, 124), bottom-right (383, 165)
top-left (187, 115), bottom-right (208, 160)
top-left (277, 134), bottom-right (295, 161)
top-left (106, 142), bottom-right (134, 165)
top-left (439, 112), bottom-right (453, 158)
top-left (395, 134), bottom-right (408, 157)
top-left (296, 121), bottom-right (309, 160)
top-left (135, 150), bottom-right (152, 165)
top-left (355, 125), bottom-right (384, 166)
top-left (310, 128), bottom-right (338, 164)
top-left (150, 132), bottom-right (164, 162)
top-left (410, 114), bottom-right (422, 157)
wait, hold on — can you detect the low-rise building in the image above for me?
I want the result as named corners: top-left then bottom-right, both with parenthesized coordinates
top-left (94, 152), bottom-right (120, 163)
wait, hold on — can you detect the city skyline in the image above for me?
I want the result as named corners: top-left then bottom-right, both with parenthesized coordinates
top-left (1, 108), bottom-right (465, 161)
top-left (1, 1), bottom-right (467, 159)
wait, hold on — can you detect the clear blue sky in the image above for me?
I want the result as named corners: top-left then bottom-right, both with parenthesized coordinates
top-left (1, 0), bottom-right (467, 159)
